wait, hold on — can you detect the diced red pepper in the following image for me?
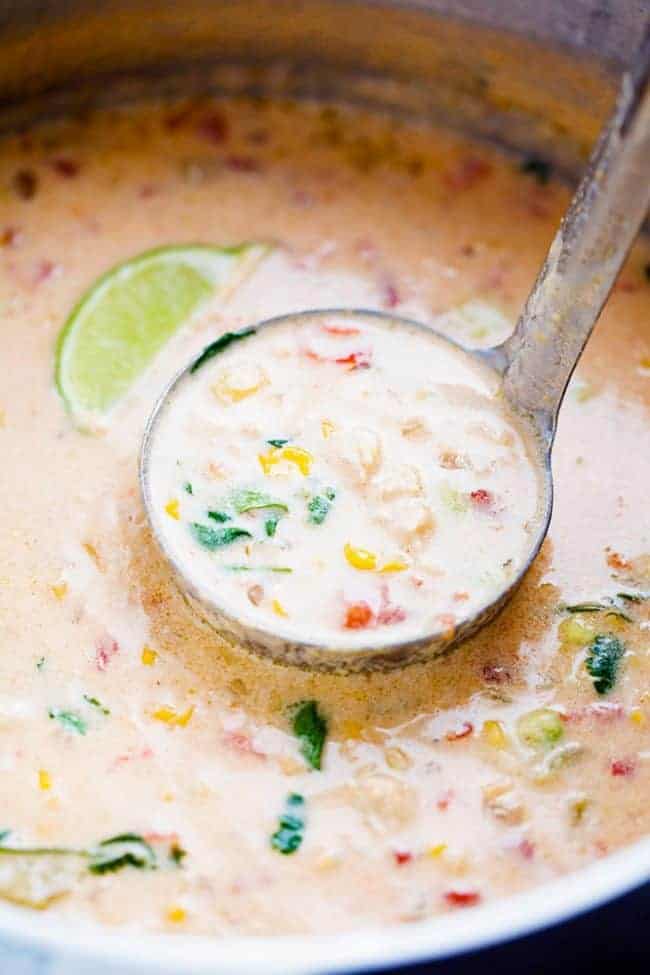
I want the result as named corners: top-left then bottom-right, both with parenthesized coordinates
top-left (95, 635), bottom-right (119, 671)
top-left (470, 489), bottom-right (493, 507)
top-left (222, 731), bottom-right (266, 759)
top-left (393, 850), bottom-right (413, 865)
top-left (344, 602), bottom-right (374, 629)
top-left (610, 757), bottom-right (636, 777)
top-left (444, 890), bottom-right (481, 907)
top-left (322, 324), bottom-right (361, 336)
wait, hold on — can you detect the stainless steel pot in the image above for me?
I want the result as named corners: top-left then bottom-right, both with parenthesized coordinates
top-left (0, 2), bottom-right (648, 972)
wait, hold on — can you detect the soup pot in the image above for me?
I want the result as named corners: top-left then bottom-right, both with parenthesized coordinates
top-left (0, 1), bottom-right (648, 972)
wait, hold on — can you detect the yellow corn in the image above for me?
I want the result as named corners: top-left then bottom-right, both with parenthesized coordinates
top-left (558, 617), bottom-right (596, 647)
top-left (379, 560), bottom-right (408, 573)
top-left (344, 543), bottom-right (377, 571)
top-left (258, 445), bottom-right (313, 476)
top-left (630, 708), bottom-right (646, 728)
top-left (141, 645), bottom-right (158, 666)
top-left (428, 843), bottom-right (447, 859)
top-left (482, 719), bottom-right (508, 749)
top-left (51, 582), bottom-right (68, 600)
top-left (640, 357), bottom-right (650, 371)
top-left (38, 769), bottom-right (51, 791)
top-left (165, 499), bottom-right (180, 520)
top-left (272, 599), bottom-right (288, 618)
top-left (153, 706), bottom-right (194, 727)
top-left (321, 419), bottom-right (335, 439)
top-left (166, 906), bottom-right (187, 923)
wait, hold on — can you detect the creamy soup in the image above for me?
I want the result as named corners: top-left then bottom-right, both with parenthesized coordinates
top-left (0, 97), bottom-right (649, 934)
top-left (145, 312), bottom-right (543, 649)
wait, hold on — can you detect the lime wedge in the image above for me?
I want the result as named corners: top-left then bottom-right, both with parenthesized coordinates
top-left (55, 243), bottom-right (268, 423)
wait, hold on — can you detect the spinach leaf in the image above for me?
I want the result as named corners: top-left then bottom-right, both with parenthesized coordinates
top-left (586, 634), bottom-right (625, 695)
top-left (189, 327), bottom-right (257, 374)
top-left (88, 834), bottom-right (156, 874)
top-left (190, 523), bottom-right (251, 550)
top-left (270, 794), bottom-right (305, 855)
top-left (291, 700), bottom-right (328, 770)
top-left (230, 488), bottom-right (288, 514)
top-left (307, 488), bottom-right (335, 525)
top-left (48, 708), bottom-right (87, 736)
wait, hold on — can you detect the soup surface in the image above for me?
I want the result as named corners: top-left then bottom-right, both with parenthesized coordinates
top-left (0, 97), bottom-right (649, 934)
top-left (146, 311), bottom-right (543, 650)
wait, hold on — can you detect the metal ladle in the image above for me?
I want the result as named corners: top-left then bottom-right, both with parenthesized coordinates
top-left (141, 28), bottom-right (650, 672)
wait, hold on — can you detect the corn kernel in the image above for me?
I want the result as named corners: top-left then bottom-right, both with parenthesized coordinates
top-left (165, 499), bottom-right (180, 520)
top-left (639, 356), bottom-right (650, 371)
top-left (167, 906), bottom-right (187, 923)
top-left (558, 617), bottom-right (596, 647)
top-left (379, 560), bottom-right (408, 573)
top-left (427, 843), bottom-right (447, 859)
top-left (258, 445), bottom-right (313, 476)
top-left (630, 707), bottom-right (646, 728)
top-left (272, 599), bottom-right (288, 618)
top-left (321, 419), bottom-right (335, 439)
top-left (344, 543), bottom-right (377, 571)
top-left (38, 769), bottom-right (51, 791)
top-left (482, 719), bottom-right (508, 749)
top-left (51, 582), bottom-right (68, 600)
top-left (152, 706), bottom-right (194, 727)
top-left (141, 646), bottom-right (158, 666)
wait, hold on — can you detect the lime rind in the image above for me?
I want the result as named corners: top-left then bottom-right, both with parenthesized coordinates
top-left (55, 242), bottom-right (268, 424)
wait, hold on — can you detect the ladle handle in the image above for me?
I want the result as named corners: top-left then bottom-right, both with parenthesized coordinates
top-left (500, 24), bottom-right (650, 434)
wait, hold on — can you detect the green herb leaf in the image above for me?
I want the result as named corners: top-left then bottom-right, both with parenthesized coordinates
top-left (307, 488), bottom-right (336, 525)
top-left (291, 700), bottom-right (328, 770)
top-left (83, 695), bottom-right (110, 715)
top-left (266, 438), bottom-right (289, 448)
top-left (88, 834), bottom-right (157, 874)
top-left (190, 327), bottom-right (257, 374)
top-left (48, 708), bottom-right (87, 735)
top-left (223, 564), bottom-right (292, 573)
top-left (270, 794), bottom-right (305, 855)
top-left (183, 481), bottom-right (193, 495)
top-left (36, 657), bottom-right (45, 671)
top-left (586, 634), bottom-right (625, 695)
top-left (520, 155), bottom-right (552, 184)
top-left (190, 523), bottom-right (252, 550)
top-left (0, 831), bottom-right (10, 843)
top-left (207, 509), bottom-right (231, 523)
top-left (230, 488), bottom-right (288, 514)
top-left (265, 515), bottom-right (279, 537)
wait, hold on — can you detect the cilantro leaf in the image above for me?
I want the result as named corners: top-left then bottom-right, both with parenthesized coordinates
top-left (48, 708), bottom-right (87, 735)
top-left (270, 794), bottom-right (305, 855)
top-left (265, 515), bottom-right (279, 537)
top-left (307, 488), bottom-right (335, 525)
top-left (207, 509), bottom-right (231, 523)
top-left (585, 634), bottom-right (625, 695)
top-left (266, 438), bottom-right (289, 448)
top-left (291, 700), bottom-right (328, 770)
top-left (183, 481), bottom-right (193, 495)
top-left (190, 523), bottom-right (251, 550)
top-left (190, 327), bottom-right (257, 374)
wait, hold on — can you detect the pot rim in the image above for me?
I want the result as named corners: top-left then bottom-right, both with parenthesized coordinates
top-left (1, 833), bottom-right (648, 972)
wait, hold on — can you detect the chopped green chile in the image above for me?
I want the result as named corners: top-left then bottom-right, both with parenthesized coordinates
top-left (230, 488), bottom-right (288, 514)
top-left (586, 634), bottom-right (625, 695)
top-left (516, 708), bottom-right (564, 750)
top-left (48, 708), bottom-right (87, 735)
